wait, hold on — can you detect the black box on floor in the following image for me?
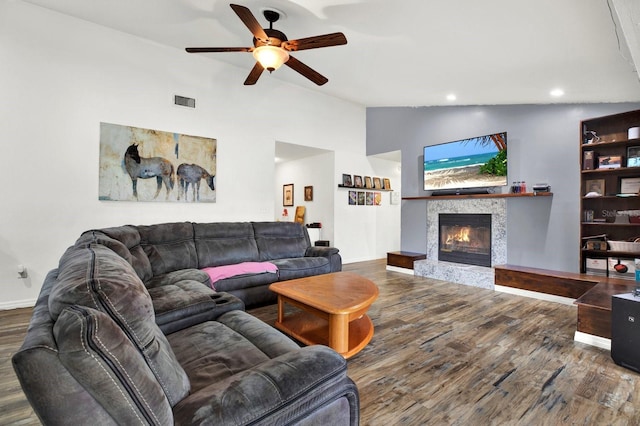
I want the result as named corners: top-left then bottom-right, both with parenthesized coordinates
top-left (314, 240), bottom-right (330, 247)
top-left (611, 292), bottom-right (640, 372)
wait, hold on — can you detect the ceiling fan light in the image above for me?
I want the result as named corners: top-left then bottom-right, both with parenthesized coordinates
top-left (253, 46), bottom-right (289, 72)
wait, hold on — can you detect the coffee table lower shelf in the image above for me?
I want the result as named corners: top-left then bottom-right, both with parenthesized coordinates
top-left (274, 311), bottom-right (374, 359)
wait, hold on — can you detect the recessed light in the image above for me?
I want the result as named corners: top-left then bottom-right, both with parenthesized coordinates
top-left (550, 88), bottom-right (564, 97)
top-left (446, 93), bottom-right (457, 101)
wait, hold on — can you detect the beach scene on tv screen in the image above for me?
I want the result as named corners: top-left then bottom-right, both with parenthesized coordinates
top-left (424, 132), bottom-right (507, 191)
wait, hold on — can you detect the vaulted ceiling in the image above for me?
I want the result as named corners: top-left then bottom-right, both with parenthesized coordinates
top-left (23, 0), bottom-right (640, 107)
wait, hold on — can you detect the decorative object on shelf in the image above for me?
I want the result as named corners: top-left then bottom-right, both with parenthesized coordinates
top-left (342, 174), bottom-right (352, 187)
top-left (627, 146), bottom-right (640, 167)
top-left (584, 210), bottom-right (594, 222)
top-left (584, 130), bottom-right (601, 144)
top-left (598, 155), bottom-right (622, 169)
top-left (364, 176), bottom-right (372, 188)
top-left (354, 175), bottom-right (363, 188)
top-left (304, 186), bottom-right (313, 201)
top-left (608, 257), bottom-right (636, 280)
top-left (585, 179), bottom-right (605, 196)
top-left (620, 178), bottom-right (640, 195)
top-left (283, 183), bottom-right (294, 206)
top-left (583, 150), bottom-right (595, 170)
top-left (373, 177), bottom-right (382, 189)
top-left (533, 183), bottom-right (551, 194)
top-left (629, 127), bottom-right (640, 140)
top-left (585, 240), bottom-right (607, 251)
top-left (608, 239), bottom-right (640, 253)
top-left (383, 178), bottom-right (391, 190)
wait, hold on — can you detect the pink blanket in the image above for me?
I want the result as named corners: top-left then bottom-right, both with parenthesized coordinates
top-left (202, 262), bottom-right (278, 289)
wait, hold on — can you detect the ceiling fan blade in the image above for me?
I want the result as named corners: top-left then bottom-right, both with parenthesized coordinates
top-left (185, 47), bottom-right (251, 53)
top-left (283, 32), bottom-right (347, 51)
top-left (244, 62), bottom-right (265, 85)
top-left (230, 4), bottom-right (268, 42)
top-left (285, 56), bottom-right (328, 86)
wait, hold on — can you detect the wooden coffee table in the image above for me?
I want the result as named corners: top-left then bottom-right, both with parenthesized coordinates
top-left (270, 271), bottom-right (379, 359)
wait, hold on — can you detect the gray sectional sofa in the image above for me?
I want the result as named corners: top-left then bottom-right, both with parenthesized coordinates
top-left (12, 221), bottom-right (358, 425)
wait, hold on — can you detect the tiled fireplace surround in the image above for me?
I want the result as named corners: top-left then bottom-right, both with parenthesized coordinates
top-left (414, 198), bottom-right (507, 289)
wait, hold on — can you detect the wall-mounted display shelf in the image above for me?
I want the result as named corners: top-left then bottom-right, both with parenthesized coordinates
top-left (338, 185), bottom-right (393, 192)
top-left (579, 109), bottom-right (640, 274)
top-left (402, 192), bottom-right (553, 201)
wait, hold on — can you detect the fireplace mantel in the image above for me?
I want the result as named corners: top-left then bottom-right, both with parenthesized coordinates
top-left (402, 192), bottom-right (552, 201)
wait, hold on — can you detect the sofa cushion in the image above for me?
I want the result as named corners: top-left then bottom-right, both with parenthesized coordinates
top-left (54, 306), bottom-right (173, 425)
top-left (144, 268), bottom-right (210, 289)
top-left (137, 222), bottom-right (198, 277)
top-left (49, 243), bottom-right (190, 406)
top-left (271, 257), bottom-right (332, 281)
top-left (193, 222), bottom-right (260, 267)
top-left (167, 310), bottom-right (300, 393)
top-left (252, 222), bottom-right (310, 261)
top-left (81, 226), bottom-right (154, 282)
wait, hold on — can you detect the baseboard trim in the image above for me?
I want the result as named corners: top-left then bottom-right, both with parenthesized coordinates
top-left (0, 299), bottom-right (36, 311)
top-left (494, 285), bottom-right (576, 306)
top-left (574, 330), bottom-right (611, 351)
top-left (385, 265), bottom-right (414, 275)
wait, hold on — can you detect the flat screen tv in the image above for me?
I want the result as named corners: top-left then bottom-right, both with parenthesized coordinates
top-left (423, 131), bottom-right (507, 192)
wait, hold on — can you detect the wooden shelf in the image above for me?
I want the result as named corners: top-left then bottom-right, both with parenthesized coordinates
top-left (402, 192), bottom-right (553, 201)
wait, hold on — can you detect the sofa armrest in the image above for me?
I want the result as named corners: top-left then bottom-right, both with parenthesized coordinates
top-left (148, 282), bottom-right (245, 334)
top-left (305, 246), bottom-right (339, 257)
top-left (173, 345), bottom-right (359, 425)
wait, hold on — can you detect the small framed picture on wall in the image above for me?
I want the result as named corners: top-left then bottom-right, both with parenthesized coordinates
top-left (283, 183), bottom-right (294, 206)
top-left (304, 186), bottom-right (313, 201)
top-left (342, 174), bottom-right (353, 187)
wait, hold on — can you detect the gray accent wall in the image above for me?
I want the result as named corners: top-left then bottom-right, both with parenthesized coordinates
top-left (366, 103), bottom-right (640, 273)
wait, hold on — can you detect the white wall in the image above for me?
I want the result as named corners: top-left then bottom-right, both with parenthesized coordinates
top-left (0, 2), bottom-right (375, 308)
top-left (274, 151), bottom-right (335, 242)
top-left (334, 155), bottom-right (402, 262)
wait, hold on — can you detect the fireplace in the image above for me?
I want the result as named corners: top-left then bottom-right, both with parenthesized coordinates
top-left (438, 213), bottom-right (491, 267)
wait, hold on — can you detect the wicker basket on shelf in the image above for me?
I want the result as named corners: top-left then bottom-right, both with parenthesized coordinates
top-left (607, 238), bottom-right (640, 253)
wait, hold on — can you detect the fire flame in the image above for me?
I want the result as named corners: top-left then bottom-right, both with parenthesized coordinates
top-left (445, 227), bottom-right (470, 244)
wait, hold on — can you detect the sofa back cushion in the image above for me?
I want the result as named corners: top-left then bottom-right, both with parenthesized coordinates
top-left (54, 306), bottom-right (173, 425)
top-left (252, 222), bottom-right (310, 261)
top-left (78, 226), bottom-right (154, 282)
top-left (137, 222), bottom-right (198, 277)
top-left (194, 222), bottom-right (260, 267)
top-left (49, 243), bottom-right (190, 406)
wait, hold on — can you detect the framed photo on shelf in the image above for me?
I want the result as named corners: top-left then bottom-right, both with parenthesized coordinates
top-left (373, 177), bottom-right (382, 189)
top-left (620, 177), bottom-right (640, 194)
top-left (354, 175), bottom-right (363, 188)
top-left (585, 179), bottom-right (605, 197)
top-left (304, 186), bottom-right (313, 201)
top-left (383, 178), bottom-right (391, 190)
top-left (598, 155), bottom-right (622, 169)
top-left (342, 174), bottom-right (352, 187)
top-left (283, 183), bottom-right (294, 206)
top-left (627, 146), bottom-right (640, 167)
top-left (364, 176), bottom-right (373, 188)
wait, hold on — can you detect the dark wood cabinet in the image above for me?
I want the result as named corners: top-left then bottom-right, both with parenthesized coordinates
top-left (579, 109), bottom-right (640, 274)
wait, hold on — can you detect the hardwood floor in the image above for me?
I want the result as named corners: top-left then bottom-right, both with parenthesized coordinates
top-left (2, 259), bottom-right (639, 425)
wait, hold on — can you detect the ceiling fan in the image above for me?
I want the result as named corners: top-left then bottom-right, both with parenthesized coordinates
top-left (185, 4), bottom-right (347, 86)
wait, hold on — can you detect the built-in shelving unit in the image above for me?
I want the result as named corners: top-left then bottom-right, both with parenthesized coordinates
top-left (579, 109), bottom-right (640, 274)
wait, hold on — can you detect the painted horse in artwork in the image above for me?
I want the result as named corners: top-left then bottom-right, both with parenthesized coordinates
top-left (177, 163), bottom-right (215, 202)
top-left (124, 144), bottom-right (175, 200)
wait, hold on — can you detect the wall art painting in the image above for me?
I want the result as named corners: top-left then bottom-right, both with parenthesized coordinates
top-left (283, 183), bottom-right (294, 206)
top-left (99, 122), bottom-right (217, 202)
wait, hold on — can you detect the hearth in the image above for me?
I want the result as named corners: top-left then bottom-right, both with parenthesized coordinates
top-left (438, 213), bottom-right (491, 267)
